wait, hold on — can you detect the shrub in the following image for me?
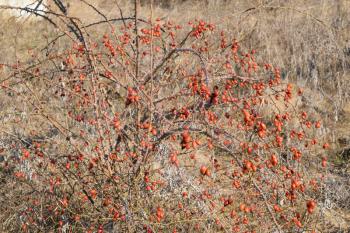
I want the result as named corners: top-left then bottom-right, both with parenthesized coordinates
top-left (0, 1), bottom-right (328, 232)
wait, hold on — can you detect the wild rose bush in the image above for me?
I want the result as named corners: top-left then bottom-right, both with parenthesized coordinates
top-left (0, 12), bottom-right (329, 233)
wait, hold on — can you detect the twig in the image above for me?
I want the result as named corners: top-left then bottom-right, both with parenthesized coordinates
top-left (252, 178), bottom-right (283, 233)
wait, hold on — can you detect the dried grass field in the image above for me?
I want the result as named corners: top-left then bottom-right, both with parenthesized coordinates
top-left (0, 0), bottom-right (349, 232)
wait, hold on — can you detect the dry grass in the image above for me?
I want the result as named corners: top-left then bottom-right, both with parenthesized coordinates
top-left (0, 0), bottom-right (349, 232)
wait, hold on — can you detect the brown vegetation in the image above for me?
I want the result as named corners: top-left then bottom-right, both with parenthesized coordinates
top-left (0, 0), bottom-right (349, 232)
